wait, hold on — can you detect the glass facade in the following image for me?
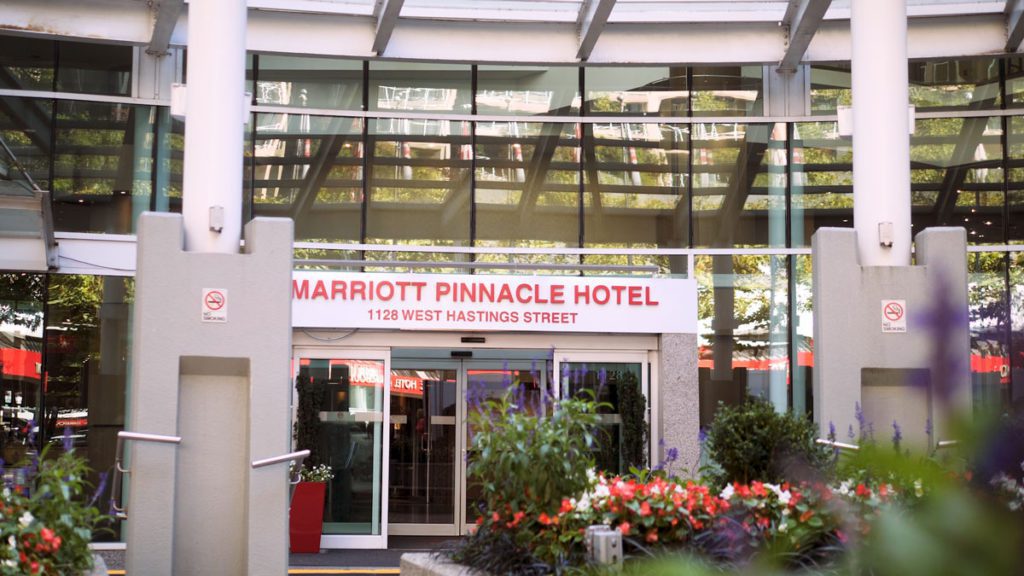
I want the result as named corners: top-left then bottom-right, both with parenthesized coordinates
top-left (0, 33), bottom-right (1022, 471)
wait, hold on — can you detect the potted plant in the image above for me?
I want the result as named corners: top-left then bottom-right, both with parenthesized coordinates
top-left (289, 463), bottom-right (334, 553)
top-left (290, 376), bottom-right (329, 553)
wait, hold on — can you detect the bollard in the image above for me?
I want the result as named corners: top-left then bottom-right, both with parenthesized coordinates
top-left (585, 525), bottom-right (623, 567)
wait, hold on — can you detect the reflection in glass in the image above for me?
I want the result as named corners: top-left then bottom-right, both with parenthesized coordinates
top-left (0, 36), bottom-right (54, 91)
top-left (791, 256), bottom-right (814, 417)
top-left (369, 62), bottom-right (471, 113)
top-left (809, 63), bottom-right (851, 114)
top-left (256, 55), bottom-right (363, 110)
top-left (475, 121), bottom-right (580, 266)
top-left (790, 122), bottom-right (853, 247)
top-left (909, 117), bottom-right (1003, 242)
top-left (464, 365), bottom-right (547, 524)
top-left (477, 66), bottom-right (579, 116)
top-left (253, 113), bottom-right (364, 242)
top-left (0, 273), bottom-right (45, 471)
top-left (585, 67), bottom-right (688, 117)
top-left (53, 101), bottom-right (174, 233)
top-left (55, 41), bottom-right (132, 96)
top-left (365, 118), bottom-right (471, 267)
top-left (0, 96), bottom-right (52, 190)
top-left (968, 254), bottom-right (1010, 412)
top-left (298, 358), bottom-right (385, 535)
top-left (388, 368), bottom-right (457, 525)
top-left (1011, 253), bottom-right (1024, 407)
top-left (909, 58), bottom-right (1000, 111)
top-left (690, 66), bottom-right (763, 117)
top-left (560, 362), bottom-right (644, 473)
top-left (1007, 116), bottom-right (1024, 243)
top-left (43, 274), bottom-right (132, 541)
top-left (697, 255), bottom-right (789, 427)
top-left (583, 122), bottom-right (687, 255)
top-left (691, 123), bottom-right (786, 248)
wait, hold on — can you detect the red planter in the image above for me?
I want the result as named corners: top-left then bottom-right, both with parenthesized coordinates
top-left (289, 481), bottom-right (326, 553)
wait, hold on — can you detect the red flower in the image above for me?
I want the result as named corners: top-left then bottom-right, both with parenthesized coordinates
top-left (856, 483), bottom-right (871, 498)
top-left (560, 499), bottom-right (573, 514)
top-left (40, 528), bottom-right (55, 543)
top-left (645, 530), bottom-right (659, 543)
top-left (756, 516), bottom-right (770, 529)
top-left (639, 501), bottom-right (652, 517)
top-left (618, 522), bottom-right (632, 535)
top-left (751, 481), bottom-right (767, 497)
top-left (799, 510), bottom-right (814, 523)
top-left (475, 516), bottom-right (484, 526)
top-left (538, 513), bottom-right (553, 526)
top-left (492, 512), bottom-right (501, 522)
top-left (51, 536), bottom-right (61, 550)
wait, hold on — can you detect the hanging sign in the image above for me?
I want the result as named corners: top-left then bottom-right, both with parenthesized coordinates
top-left (292, 272), bottom-right (696, 334)
top-left (881, 299), bottom-right (906, 333)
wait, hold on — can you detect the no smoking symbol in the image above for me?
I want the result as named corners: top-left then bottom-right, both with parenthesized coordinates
top-left (205, 291), bottom-right (225, 311)
top-left (884, 302), bottom-right (904, 322)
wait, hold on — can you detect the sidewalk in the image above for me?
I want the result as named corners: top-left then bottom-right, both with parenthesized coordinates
top-left (96, 536), bottom-right (458, 574)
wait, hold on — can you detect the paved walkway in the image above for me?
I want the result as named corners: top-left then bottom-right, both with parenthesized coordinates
top-left (96, 536), bottom-right (458, 575)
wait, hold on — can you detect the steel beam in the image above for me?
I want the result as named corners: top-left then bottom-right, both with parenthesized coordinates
top-left (146, 0), bottom-right (185, 56)
top-left (1007, 0), bottom-right (1024, 52)
top-left (778, 0), bottom-right (832, 73)
top-left (372, 0), bottom-right (406, 56)
top-left (577, 0), bottom-right (616, 61)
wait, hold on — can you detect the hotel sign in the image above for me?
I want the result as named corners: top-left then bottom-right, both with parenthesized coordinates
top-left (292, 272), bottom-right (696, 334)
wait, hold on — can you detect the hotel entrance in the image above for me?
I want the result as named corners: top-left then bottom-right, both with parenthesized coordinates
top-left (387, 350), bottom-right (552, 536)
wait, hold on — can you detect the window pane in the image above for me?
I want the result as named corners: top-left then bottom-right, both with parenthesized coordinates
top-left (809, 63), bottom-right (851, 115)
top-left (474, 121), bottom-right (580, 267)
top-left (697, 254), bottom-right (790, 427)
top-left (1007, 116), bottom-right (1024, 244)
top-left (0, 36), bottom-right (54, 91)
top-left (0, 272), bottom-right (45, 466)
top-left (909, 58), bottom-right (1000, 112)
top-left (369, 62), bottom-right (471, 113)
top-left (910, 116), bottom-right (1004, 243)
top-left (56, 41), bottom-right (131, 96)
top-left (43, 274), bottom-right (132, 541)
top-left (583, 122), bottom-right (687, 252)
top-left (1011, 252), bottom-right (1024, 407)
top-left (968, 253), bottom-right (1010, 412)
top-left (691, 66), bottom-right (763, 117)
top-left (52, 101), bottom-right (160, 234)
top-left (791, 121), bottom-right (853, 247)
top-left (560, 362), bottom-right (645, 473)
top-left (253, 113), bottom-right (364, 242)
top-left (691, 122), bottom-right (786, 248)
top-left (0, 96), bottom-right (52, 191)
top-left (584, 67), bottom-right (688, 117)
top-left (366, 118), bottom-right (471, 266)
top-left (256, 55), bottom-right (363, 110)
top-left (297, 358), bottom-right (385, 535)
top-left (477, 66), bottom-right (579, 116)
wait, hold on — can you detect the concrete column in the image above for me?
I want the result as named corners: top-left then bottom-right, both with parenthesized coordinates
top-left (181, 0), bottom-right (247, 253)
top-left (851, 0), bottom-right (911, 266)
top-left (658, 333), bottom-right (700, 476)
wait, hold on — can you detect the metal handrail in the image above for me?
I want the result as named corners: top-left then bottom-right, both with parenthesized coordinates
top-left (816, 438), bottom-right (860, 451)
top-left (252, 449), bottom-right (310, 469)
top-left (110, 431), bottom-right (183, 517)
top-left (935, 439), bottom-right (959, 449)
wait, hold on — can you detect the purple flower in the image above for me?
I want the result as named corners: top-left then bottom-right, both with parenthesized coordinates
top-left (698, 428), bottom-right (708, 444)
top-left (89, 471), bottom-right (109, 507)
top-left (62, 426), bottom-right (74, 452)
top-left (828, 421), bottom-right (837, 442)
top-left (854, 402), bottom-right (866, 438)
top-left (892, 420), bottom-right (903, 452)
top-left (847, 424), bottom-right (856, 441)
top-left (925, 418), bottom-right (933, 439)
top-left (666, 447), bottom-right (679, 463)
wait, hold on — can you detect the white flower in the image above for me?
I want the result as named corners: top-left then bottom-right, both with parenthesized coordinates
top-left (7, 535), bottom-right (14, 549)
top-left (778, 522), bottom-right (788, 533)
top-left (576, 496), bottom-right (591, 513)
top-left (782, 508), bottom-right (791, 517)
top-left (19, 511), bottom-right (33, 527)
top-left (720, 484), bottom-right (735, 500)
top-left (914, 479), bottom-right (924, 498)
top-left (594, 484), bottom-right (610, 499)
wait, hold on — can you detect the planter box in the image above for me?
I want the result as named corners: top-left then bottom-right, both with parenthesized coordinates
top-left (289, 481), bottom-right (326, 553)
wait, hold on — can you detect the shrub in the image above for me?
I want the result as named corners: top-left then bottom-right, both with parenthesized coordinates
top-left (705, 399), bottom-right (831, 486)
top-left (0, 440), bottom-right (105, 575)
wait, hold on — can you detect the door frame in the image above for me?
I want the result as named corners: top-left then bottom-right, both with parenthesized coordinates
top-left (387, 358), bottom-right (463, 537)
top-left (291, 346), bottom-right (391, 550)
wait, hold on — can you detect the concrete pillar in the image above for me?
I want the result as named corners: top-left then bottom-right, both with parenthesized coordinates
top-left (125, 214), bottom-right (293, 576)
top-left (181, 0), bottom-right (247, 253)
top-left (658, 333), bottom-right (699, 476)
top-left (851, 0), bottom-right (911, 266)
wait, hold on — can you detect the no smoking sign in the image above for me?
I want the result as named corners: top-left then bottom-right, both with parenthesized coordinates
top-left (881, 299), bottom-right (906, 333)
top-left (202, 288), bottom-right (228, 323)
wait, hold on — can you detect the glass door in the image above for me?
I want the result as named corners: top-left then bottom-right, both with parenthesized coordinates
top-left (462, 360), bottom-right (550, 529)
top-left (388, 360), bottom-right (461, 536)
top-left (293, 349), bottom-right (389, 549)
